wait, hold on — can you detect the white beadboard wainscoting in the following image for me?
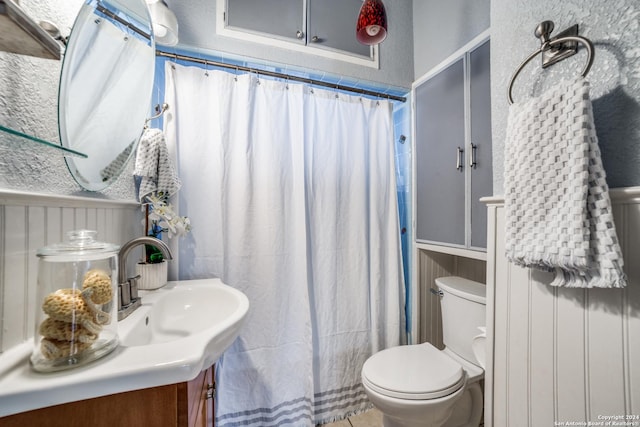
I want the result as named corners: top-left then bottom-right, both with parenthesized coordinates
top-left (0, 190), bottom-right (141, 354)
top-left (484, 187), bottom-right (640, 427)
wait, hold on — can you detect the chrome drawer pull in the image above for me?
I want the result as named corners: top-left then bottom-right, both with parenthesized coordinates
top-left (456, 147), bottom-right (464, 171)
top-left (469, 143), bottom-right (477, 168)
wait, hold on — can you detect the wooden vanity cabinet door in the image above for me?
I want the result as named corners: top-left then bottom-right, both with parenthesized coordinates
top-left (0, 365), bottom-right (215, 427)
top-left (192, 366), bottom-right (215, 427)
top-left (204, 366), bottom-right (215, 427)
top-left (0, 384), bottom-right (180, 427)
top-left (186, 368), bottom-right (206, 426)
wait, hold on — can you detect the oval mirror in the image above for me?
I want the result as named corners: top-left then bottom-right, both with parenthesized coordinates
top-left (59, 0), bottom-right (155, 191)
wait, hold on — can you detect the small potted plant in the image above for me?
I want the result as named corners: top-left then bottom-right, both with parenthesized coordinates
top-left (136, 194), bottom-right (191, 289)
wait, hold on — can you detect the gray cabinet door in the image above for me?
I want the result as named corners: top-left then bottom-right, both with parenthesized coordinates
top-left (226, 0), bottom-right (372, 59)
top-left (469, 40), bottom-right (492, 249)
top-left (415, 58), bottom-right (466, 245)
top-left (307, 0), bottom-right (372, 58)
top-left (226, 0), bottom-right (305, 44)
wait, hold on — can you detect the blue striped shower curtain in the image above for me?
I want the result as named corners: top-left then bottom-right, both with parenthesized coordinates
top-left (163, 61), bottom-right (405, 426)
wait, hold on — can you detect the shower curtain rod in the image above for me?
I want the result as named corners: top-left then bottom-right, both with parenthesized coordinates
top-left (156, 51), bottom-right (407, 103)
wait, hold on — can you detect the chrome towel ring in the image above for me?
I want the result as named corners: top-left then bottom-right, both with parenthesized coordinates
top-left (507, 21), bottom-right (594, 105)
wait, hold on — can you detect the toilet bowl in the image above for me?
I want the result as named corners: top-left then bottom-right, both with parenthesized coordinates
top-left (361, 343), bottom-right (483, 427)
top-left (361, 276), bottom-right (486, 427)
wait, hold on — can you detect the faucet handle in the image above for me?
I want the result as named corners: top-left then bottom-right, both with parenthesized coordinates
top-left (119, 281), bottom-right (131, 307)
top-left (128, 275), bottom-right (141, 300)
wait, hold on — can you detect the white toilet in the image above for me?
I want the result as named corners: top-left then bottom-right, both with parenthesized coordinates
top-left (361, 276), bottom-right (487, 427)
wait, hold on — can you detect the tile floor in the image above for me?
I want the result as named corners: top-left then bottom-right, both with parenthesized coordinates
top-left (319, 408), bottom-right (383, 427)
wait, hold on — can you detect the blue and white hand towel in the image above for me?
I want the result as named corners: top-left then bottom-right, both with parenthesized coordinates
top-left (504, 77), bottom-right (626, 288)
top-left (134, 127), bottom-right (181, 201)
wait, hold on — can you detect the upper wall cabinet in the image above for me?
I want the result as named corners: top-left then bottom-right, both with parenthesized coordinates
top-left (218, 0), bottom-right (378, 68)
top-left (307, 0), bottom-right (371, 58)
top-left (413, 35), bottom-right (492, 256)
top-left (225, 0), bottom-right (304, 44)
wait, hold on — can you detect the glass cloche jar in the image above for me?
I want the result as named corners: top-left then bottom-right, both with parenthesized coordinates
top-left (30, 230), bottom-right (119, 372)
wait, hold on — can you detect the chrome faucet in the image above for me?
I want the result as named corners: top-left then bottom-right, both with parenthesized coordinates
top-left (117, 236), bottom-right (173, 320)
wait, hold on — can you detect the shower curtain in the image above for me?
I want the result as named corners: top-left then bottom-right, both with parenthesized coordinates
top-left (163, 62), bottom-right (405, 426)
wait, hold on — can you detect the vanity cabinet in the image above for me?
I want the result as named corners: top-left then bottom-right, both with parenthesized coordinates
top-left (0, 365), bottom-right (215, 427)
top-left (222, 0), bottom-right (373, 61)
top-left (414, 38), bottom-right (492, 253)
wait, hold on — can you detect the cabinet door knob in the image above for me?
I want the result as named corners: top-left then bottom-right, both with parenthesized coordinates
top-left (469, 143), bottom-right (478, 168)
top-left (311, 35), bottom-right (320, 43)
top-left (456, 147), bottom-right (464, 171)
top-left (296, 30), bottom-right (304, 39)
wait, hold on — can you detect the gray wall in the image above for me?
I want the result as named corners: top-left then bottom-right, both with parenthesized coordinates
top-left (15, 1), bottom-right (639, 200)
top-left (413, 0), bottom-right (490, 79)
top-left (0, 0), bottom-right (137, 200)
top-left (165, 0), bottom-right (414, 90)
top-left (491, 0), bottom-right (640, 194)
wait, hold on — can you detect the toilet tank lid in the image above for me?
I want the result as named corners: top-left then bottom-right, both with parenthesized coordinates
top-left (435, 276), bottom-right (486, 304)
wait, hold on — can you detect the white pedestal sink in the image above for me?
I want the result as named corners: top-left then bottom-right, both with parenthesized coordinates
top-left (0, 278), bottom-right (249, 418)
top-left (120, 279), bottom-right (248, 351)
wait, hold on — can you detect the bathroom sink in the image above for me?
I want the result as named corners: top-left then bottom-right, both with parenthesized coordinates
top-left (120, 281), bottom-right (247, 347)
top-left (0, 278), bottom-right (249, 418)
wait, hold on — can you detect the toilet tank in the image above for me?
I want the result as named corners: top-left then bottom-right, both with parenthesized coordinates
top-left (435, 276), bottom-right (486, 364)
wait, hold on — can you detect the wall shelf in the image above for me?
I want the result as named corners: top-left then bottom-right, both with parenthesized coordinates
top-left (0, 0), bottom-right (61, 60)
top-left (0, 124), bottom-right (87, 158)
top-left (415, 241), bottom-right (487, 261)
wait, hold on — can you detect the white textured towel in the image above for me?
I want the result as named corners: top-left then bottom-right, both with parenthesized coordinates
top-left (504, 77), bottom-right (626, 288)
top-left (134, 127), bottom-right (181, 201)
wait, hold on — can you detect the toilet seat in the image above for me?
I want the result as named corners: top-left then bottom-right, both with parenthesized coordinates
top-left (362, 343), bottom-right (465, 400)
